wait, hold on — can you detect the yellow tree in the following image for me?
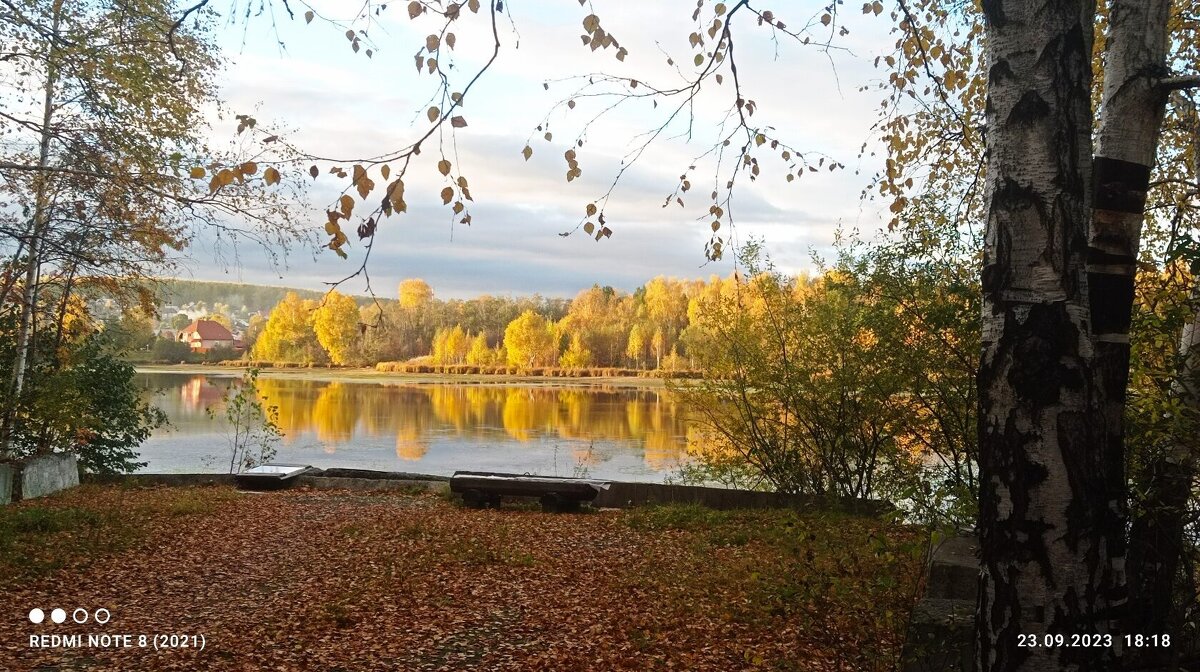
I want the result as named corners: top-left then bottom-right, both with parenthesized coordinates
top-left (252, 292), bottom-right (325, 364)
top-left (311, 291), bottom-right (362, 365)
top-left (559, 332), bottom-right (593, 369)
top-left (398, 278), bottom-right (434, 310)
top-left (626, 323), bottom-right (647, 369)
top-left (504, 310), bottom-right (556, 370)
top-left (466, 333), bottom-right (496, 365)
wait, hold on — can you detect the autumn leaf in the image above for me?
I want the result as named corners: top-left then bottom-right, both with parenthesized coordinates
top-left (440, 187), bottom-right (454, 204)
top-left (189, 167), bottom-right (206, 179)
top-left (387, 179), bottom-right (407, 213)
top-left (263, 167), bottom-right (281, 186)
top-left (407, 1), bottom-right (421, 19)
top-left (427, 107), bottom-right (439, 122)
top-left (339, 194), bottom-right (355, 217)
top-left (450, 116), bottom-right (467, 128)
top-left (304, 10), bottom-right (314, 23)
top-left (438, 160), bottom-right (451, 176)
top-left (522, 145), bottom-right (533, 161)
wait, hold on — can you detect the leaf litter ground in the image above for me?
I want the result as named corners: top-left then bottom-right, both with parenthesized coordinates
top-left (0, 485), bottom-right (924, 671)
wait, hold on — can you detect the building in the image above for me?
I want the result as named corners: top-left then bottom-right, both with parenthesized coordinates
top-left (177, 319), bottom-right (236, 353)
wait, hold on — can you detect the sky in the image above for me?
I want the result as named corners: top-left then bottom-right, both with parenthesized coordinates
top-left (179, 1), bottom-right (900, 300)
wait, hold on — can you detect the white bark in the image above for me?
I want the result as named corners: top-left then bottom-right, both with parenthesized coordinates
top-left (977, 1), bottom-right (1118, 670)
top-left (1, 0), bottom-right (64, 457)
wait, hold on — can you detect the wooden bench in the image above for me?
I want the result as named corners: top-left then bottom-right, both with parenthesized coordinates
top-left (449, 471), bottom-right (611, 513)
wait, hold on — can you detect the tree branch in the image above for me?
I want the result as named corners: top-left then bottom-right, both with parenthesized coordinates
top-left (1160, 75), bottom-right (1200, 91)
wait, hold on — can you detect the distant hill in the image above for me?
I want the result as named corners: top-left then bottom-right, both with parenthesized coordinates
top-left (155, 279), bottom-right (385, 315)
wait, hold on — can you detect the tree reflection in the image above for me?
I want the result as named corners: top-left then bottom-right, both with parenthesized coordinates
top-left (139, 375), bottom-right (691, 470)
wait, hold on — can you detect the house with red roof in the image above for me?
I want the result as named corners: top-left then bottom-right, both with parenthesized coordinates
top-left (176, 319), bottom-right (237, 354)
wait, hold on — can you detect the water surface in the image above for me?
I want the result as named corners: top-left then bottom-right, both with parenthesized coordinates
top-left (134, 372), bottom-right (693, 481)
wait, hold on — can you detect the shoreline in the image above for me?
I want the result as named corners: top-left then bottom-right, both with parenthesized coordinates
top-left (134, 363), bottom-right (670, 389)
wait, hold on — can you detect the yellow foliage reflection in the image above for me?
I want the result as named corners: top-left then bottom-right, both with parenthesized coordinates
top-left (151, 374), bottom-right (691, 470)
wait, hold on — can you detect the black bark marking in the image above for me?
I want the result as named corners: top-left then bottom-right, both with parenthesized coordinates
top-left (981, 0), bottom-right (1006, 28)
top-left (983, 179), bottom-right (1040, 300)
top-left (1058, 410), bottom-right (1107, 556)
top-left (988, 59), bottom-right (1015, 86)
top-left (1092, 156), bottom-right (1151, 214)
top-left (1005, 303), bottom-right (1085, 405)
top-left (1008, 91), bottom-right (1051, 125)
top-left (1088, 272), bottom-right (1135, 337)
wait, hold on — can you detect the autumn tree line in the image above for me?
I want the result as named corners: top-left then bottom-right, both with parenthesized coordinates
top-left (246, 276), bottom-right (705, 373)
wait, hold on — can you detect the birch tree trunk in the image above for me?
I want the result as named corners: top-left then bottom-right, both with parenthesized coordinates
top-left (1087, 0), bottom-right (1173, 660)
top-left (0, 0), bottom-right (64, 458)
top-left (976, 1), bottom-right (1122, 669)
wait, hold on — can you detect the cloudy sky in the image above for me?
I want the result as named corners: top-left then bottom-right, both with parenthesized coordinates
top-left (180, 1), bottom-right (898, 300)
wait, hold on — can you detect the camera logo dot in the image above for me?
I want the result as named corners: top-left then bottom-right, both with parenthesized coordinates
top-left (28, 607), bottom-right (111, 625)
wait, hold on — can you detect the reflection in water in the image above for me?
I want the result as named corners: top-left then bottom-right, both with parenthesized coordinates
top-left (135, 372), bottom-right (691, 478)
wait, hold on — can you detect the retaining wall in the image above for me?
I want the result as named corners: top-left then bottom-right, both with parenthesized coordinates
top-left (900, 534), bottom-right (978, 672)
top-left (85, 469), bottom-right (888, 514)
top-left (0, 463), bottom-right (12, 505)
top-left (1, 453), bottom-right (80, 503)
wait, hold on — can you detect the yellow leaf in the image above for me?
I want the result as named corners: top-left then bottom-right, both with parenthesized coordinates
top-left (387, 179), bottom-right (407, 213)
top-left (586, 203), bottom-right (597, 217)
top-left (694, 53), bottom-right (704, 67)
top-left (263, 167), bottom-right (281, 186)
top-left (715, 3), bottom-right (726, 15)
top-left (468, 0), bottom-right (480, 12)
top-left (381, 164), bottom-right (390, 180)
top-left (584, 222), bottom-right (595, 234)
top-left (339, 194), bottom-right (355, 217)
top-left (446, 33), bottom-right (456, 49)
top-left (440, 186), bottom-right (454, 204)
top-left (457, 176), bottom-right (469, 189)
top-left (217, 169), bottom-right (235, 186)
top-left (522, 145), bottom-right (533, 161)
top-left (189, 167), bottom-right (206, 179)
top-left (240, 161), bottom-right (258, 175)
top-left (582, 14), bottom-right (599, 34)
top-left (438, 159), bottom-right (451, 176)
top-left (427, 107), bottom-right (440, 122)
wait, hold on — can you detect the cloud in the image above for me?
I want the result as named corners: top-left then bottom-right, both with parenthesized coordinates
top-left (189, 2), bottom-right (899, 298)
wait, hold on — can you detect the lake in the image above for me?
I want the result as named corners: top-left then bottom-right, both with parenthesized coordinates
top-left (133, 371), bottom-right (695, 481)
